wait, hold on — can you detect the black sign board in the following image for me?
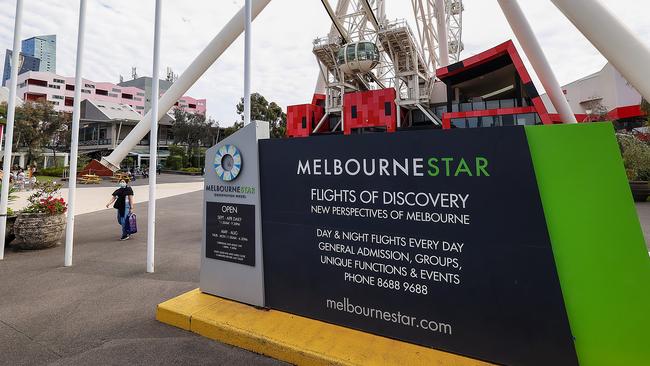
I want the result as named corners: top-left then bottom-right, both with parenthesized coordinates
top-left (259, 127), bottom-right (578, 366)
top-left (206, 202), bottom-right (255, 266)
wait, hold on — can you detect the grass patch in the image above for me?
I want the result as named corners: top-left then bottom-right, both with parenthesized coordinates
top-left (36, 176), bottom-right (58, 183)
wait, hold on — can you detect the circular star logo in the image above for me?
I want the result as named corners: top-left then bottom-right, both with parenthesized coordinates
top-left (214, 144), bottom-right (242, 182)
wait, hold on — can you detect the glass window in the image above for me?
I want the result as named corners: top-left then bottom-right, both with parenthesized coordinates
top-left (480, 116), bottom-right (495, 128)
top-left (452, 103), bottom-right (459, 112)
top-left (346, 44), bottom-right (356, 62)
top-left (486, 100), bottom-right (500, 110)
top-left (472, 101), bottom-right (485, 111)
top-left (435, 106), bottom-right (446, 117)
top-left (357, 43), bottom-right (367, 61)
top-left (501, 114), bottom-right (515, 126)
top-left (500, 99), bottom-right (515, 108)
top-left (535, 113), bottom-right (541, 124)
top-left (357, 42), bottom-right (378, 62)
top-left (337, 48), bottom-right (345, 65)
top-left (460, 102), bottom-right (472, 112)
top-left (516, 113), bottom-right (536, 126)
top-left (467, 118), bottom-right (479, 128)
top-left (451, 118), bottom-right (466, 128)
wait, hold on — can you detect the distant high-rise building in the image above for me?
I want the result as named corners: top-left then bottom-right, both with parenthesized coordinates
top-left (2, 34), bottom-right (56, 86)
top-left (2, 50), bottom-right (41, 86)
top-left (21, 35), bottom-right (56, 73)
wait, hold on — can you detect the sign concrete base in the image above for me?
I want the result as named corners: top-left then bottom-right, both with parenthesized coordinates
top-left (156, 289), bottom-right (494, 366)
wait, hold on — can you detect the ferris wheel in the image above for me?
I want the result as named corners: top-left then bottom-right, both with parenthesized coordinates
top-left (313, 0), bottom-right (464, 130)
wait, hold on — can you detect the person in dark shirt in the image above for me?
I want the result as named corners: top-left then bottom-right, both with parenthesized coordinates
top-left (105, 179), bottom-right (135, 240)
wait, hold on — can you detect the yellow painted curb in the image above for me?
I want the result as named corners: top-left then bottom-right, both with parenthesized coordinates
top-left (157, 289), bottom-right (494, 366)
top-left (156, 288), bottom-right (222, 330)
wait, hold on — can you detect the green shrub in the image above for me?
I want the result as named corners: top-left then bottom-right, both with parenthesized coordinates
top-left (637, 168), bottom-right (650, 181)
top-left (168, 145), bottom-right (186, 157)
top-left (165, 156), bottom-right (183, 170)
top-left (37, 167), bottom-right (65, 177)
top-left (77, 153), bottom-right (91, 170)
top-left (617, 133), bottom-right (650, 181)
top-left (0, 184), bottom-right (18, 203)
top-left (181, 167), bottom-right (202, 173)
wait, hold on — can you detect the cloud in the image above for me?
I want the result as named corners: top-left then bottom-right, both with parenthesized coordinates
top-left (0, 0), bottom-right (648, 126)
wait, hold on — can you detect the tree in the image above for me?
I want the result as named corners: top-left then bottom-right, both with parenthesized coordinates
top-left (641, 98), bottom-right (650, 126)
top-left (222, 121), bottom-right (243, 139)
top-left (13, 101), bottom-right (68, 166)
top-left (235, 92), bottom-right (286, 138)
top-left (171, 108), bottom-right (218, 167)
top-left (583, 100), bottom-right (608, 122)
top-left (0, 102), bottom-right (6, 125)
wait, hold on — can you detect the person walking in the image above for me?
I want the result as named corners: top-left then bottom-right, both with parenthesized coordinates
top-left (105, 179), bottom-right (135, 240)
top-left (129, 167), bottom-right (137, 182)
top-left (16, 169), bottom-right (26, 191)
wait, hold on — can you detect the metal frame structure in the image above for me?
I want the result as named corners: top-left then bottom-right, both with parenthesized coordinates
top-left (0, 0), bottom-right (23, 259)
top-left (146, 0), bottom-right (163, 273)
top-left (63, 0), bottom-right (87, 267)
top-left (314, 0), bottom-right (458, 132)
top-left (446, 0), bottom-right (464, 62)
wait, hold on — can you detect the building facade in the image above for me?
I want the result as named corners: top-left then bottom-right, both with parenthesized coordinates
top-left (2, 34), bottom-right (56, 86)
top-left (21, 35), bottom-right (56, 73)
top-left (540, 62), bottom-right (645, 128)
top-left (12, 71), bottom-right (205, 117)
top-left (118, 76), bottom-right (206, 115)
top-left (2, 50), bottom-right (41, 86)
top-left (78, 99), bottom-right (217, 169)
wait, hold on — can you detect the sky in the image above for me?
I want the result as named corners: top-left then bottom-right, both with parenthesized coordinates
top-left (0, 0), bottom-right (648, 127)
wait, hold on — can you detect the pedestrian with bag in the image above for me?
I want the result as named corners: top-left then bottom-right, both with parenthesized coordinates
top-left (105, 179), bottom-right (135, 240)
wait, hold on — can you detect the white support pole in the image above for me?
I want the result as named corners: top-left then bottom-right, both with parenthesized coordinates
top-left (0, 0), bottom-right (23, 260)
top-left (435, 0), bottom-right (449, 67)
top-left (147, 0), bottom-right (162, 274)
top-left (496, 0), bottom-right (576, 123)
top-left (64, 0), bottom-right (87, 267)
top-left (551, 0), bottom-right (650, 103)
top-left (244, 0), bottom-right (252, 125)
top-left (101, 0), bottom-right (272, 171)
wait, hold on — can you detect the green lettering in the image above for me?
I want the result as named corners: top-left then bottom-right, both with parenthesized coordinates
top-left (441, 158), bottom-right (453, 176)
top-left (454, 158), bottom-right (473, 176)
top-left (427, 157), bottom-right (439, 177)
top-left (476, 157), bottom-right (490, 176)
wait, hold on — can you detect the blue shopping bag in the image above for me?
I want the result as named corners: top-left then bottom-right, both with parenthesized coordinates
top-left (127, 213), bottom-right (138, 234)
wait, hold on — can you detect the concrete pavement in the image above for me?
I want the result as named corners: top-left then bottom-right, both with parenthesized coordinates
top-left (9, 174), bottom-right (203, 215)
top-left (0, 190), bottom-right (285, 366)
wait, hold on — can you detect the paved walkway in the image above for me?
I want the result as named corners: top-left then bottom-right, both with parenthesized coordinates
top-left (9, 174), bottom-right (203, 215)
top-left (0, 190), bottom-right (284, 366)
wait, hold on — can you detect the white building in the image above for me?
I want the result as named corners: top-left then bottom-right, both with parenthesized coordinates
top-left (541, 62), bottom-right (645, 126)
